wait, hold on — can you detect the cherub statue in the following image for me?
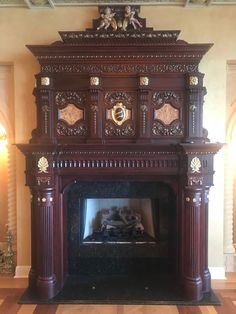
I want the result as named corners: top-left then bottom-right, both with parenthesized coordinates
top-left (123, 5), bottom-right (142, 31)
top-left (97, 7), bottom-right (117, 31)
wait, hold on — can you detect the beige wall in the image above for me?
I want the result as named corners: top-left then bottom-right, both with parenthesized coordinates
top-left (0, 6), bottom-right (235, 270)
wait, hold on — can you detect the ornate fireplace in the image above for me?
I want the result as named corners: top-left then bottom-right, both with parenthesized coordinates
top-left (18, 6), bottom-right (222, 303)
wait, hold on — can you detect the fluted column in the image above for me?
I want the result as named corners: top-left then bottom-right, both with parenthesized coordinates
top-left (201, 187), bottom-right (211, 292)
top-left (183, 187), bottom-right (203, 301)
top-left (224, 144), bottom-right (235, 254)
top-left (34, 188), bottom-right (57, 299)
top-left (28, 188), bottom-right (37, 289)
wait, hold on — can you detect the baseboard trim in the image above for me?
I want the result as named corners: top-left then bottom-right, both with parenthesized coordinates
top-left (209, 267), bottom-right (226, 279)
top-left (14, 265), bottom-right (30, 278)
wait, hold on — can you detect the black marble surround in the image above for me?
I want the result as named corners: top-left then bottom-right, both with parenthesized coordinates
top-left (66, 181), bottom-right (176, 276)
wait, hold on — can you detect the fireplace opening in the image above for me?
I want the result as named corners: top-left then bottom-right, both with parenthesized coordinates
top-left (66, 181), bottom-right (177, 279)
top-left (82, 198), bottom-right (157, 244)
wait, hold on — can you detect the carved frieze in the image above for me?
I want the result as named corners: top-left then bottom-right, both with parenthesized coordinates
top-left (41, 64), bottom-right (199, 74)
top-left (60, 31), bottom-right (180, 42)
top-left (53, 157), bottom-right (178, 170)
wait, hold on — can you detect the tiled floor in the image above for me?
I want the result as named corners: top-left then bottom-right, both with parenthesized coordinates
top-left (0, 274), bottom-right (236, 314)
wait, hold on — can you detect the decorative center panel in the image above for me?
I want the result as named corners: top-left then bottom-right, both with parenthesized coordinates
top-left (58, 103), bottom-right (84, 126)
top-left (107, 102), bottom-right (131, 126)
top-left (154, 103), bottom-right (179, 125)
top-left (104, 91), bottom-right (135, 137)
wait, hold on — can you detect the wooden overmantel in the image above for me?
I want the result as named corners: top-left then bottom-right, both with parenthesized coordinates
top-left (17, 6), bottom-right (222, 302)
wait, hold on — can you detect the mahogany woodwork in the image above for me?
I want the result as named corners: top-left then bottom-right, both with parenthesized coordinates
top-left (17, 6), bottom-right (222, 302)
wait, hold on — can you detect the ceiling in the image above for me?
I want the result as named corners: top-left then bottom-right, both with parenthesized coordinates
top-left (1, 0), bottom-right (236, 8)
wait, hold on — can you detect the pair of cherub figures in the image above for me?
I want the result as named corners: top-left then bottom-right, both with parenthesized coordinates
top-left (97, 6), bottom-right (142, 31)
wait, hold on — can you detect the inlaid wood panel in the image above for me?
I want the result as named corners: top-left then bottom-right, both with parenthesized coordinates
top-left (17, 304), bottom-right (37, 314)
top-left (56, 304), bottom-right (117, 314)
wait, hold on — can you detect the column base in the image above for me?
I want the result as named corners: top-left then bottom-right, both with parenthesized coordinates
top-left (202, 269), bottom-right (211, 292)
top-left (184, 276), bottom-right (203, 301)
top-left (36, 275), bottom-right (57, 299)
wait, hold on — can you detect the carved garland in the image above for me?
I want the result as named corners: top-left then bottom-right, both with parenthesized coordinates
top-left (55, 91), bottom-right (85, 107)
top-left (152, 120), bottom-right (184, 136)
top-left (105, 91), bottom-right (132, 105)
top-left (152, 91), bottom-right (181, 107)
top-left (56, 121), bottom-right (87, 136)
top-left (105, 123), bottom-right (135, 137)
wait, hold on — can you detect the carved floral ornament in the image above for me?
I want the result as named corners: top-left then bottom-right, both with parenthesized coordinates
top-left (140, 76), bottom-right (149, 86)
top-left (38, 156), bottom-right (49, 173)
top-left (41, 77), bottom-right (50, 86)
top-left (189, 76), bottom-right (198, 86)
top-left (190, 157), bottom-right (201, 173)
top-left (90, 76), bottom-right (100, 86)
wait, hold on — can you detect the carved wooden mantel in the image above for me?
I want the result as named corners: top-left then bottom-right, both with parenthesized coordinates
top-left (17, 6), bottom-right (222, 302)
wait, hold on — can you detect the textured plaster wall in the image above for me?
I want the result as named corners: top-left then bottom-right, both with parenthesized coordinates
top-left (0, 6), bottom-right (235, 269)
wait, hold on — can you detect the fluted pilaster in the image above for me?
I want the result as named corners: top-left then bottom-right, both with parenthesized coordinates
top-left (7, 144), bottom-right (16, 251)
top-left (201, 187), bottom-right (211, 292)
top-left (34, 188), bottom-right (57, 299)
top-left (224, 145), bottom-right (235, 254)
top-left (183, 187), bottom-right (203, 300)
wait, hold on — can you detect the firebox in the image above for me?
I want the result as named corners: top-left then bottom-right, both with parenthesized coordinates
top-left (18, 5), bottom-right (222, 304)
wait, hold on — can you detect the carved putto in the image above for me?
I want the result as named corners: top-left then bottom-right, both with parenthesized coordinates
top-left (123, 5), bottom-right (142, 30)
top-left (97, 7), bottom-right (117, 31)
top-left (96, 6), bottom-right (143, 31)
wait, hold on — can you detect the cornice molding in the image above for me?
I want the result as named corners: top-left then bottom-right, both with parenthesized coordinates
top-left (1, 0), bottom-right (236, 8)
